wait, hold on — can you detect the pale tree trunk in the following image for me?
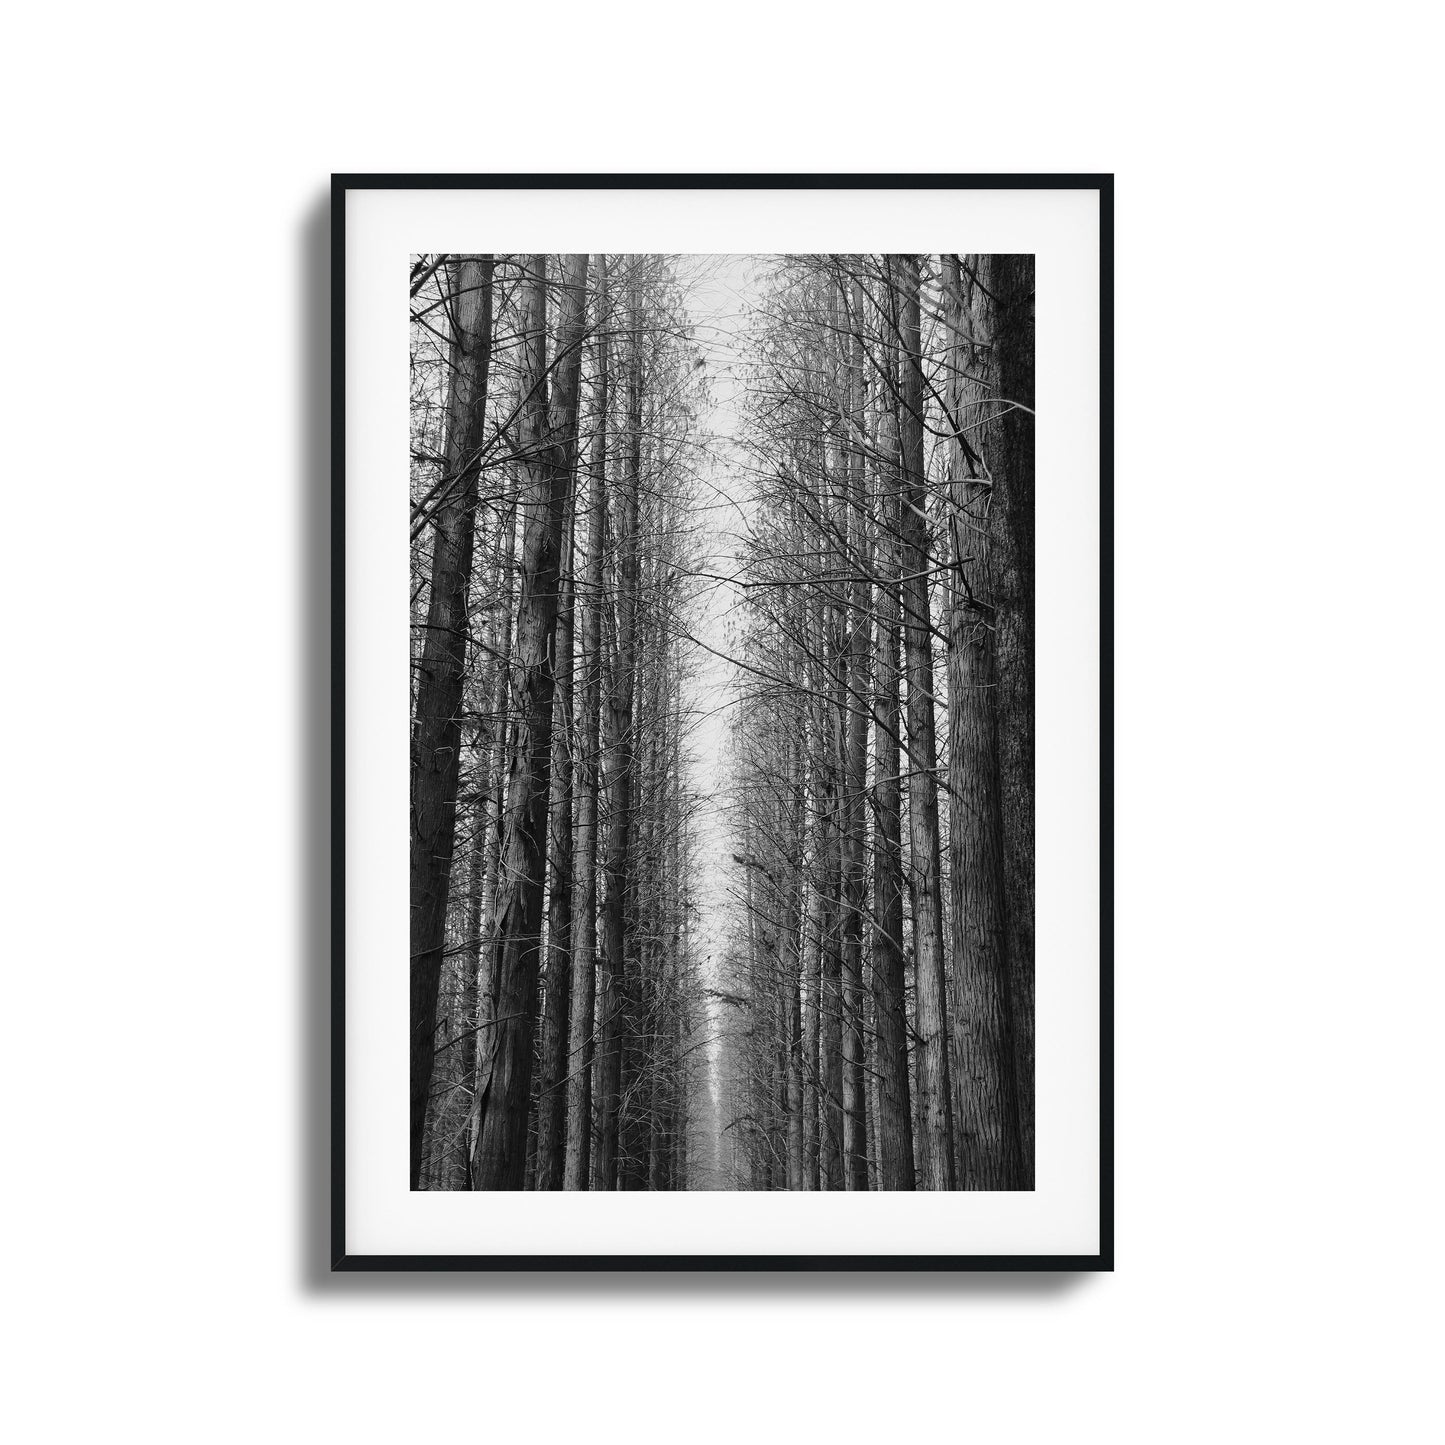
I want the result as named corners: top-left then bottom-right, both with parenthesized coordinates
top-left (800, 649), bottom-right (826, 1194)
top-left (453, 531), bottom-right (514, 1177)
top-left (471, 490), bottom-right (518, 1096)
top-left (897, 254), bottom-right (956, 1190)
top-left (471, 253), bottom-right (589, 1189)
top-left (534, 461), bottom-right (576, 1190)
top-left (451, 788), bottom-right (486, 1188)
top-left (563, 258), bottom-right (609, 1190)
top-left (481, 498), bottom-right (519, 922)
top-left (787, 960), bottom-right (805, 1189)
top-left (410, 255), bottom-right (493, 1188)
top-left (869, 342), bottom-right (915, 1191)
top-left (784, 735), bottom-right (806, 1190)
top-left (865, 986), bottom-right (881, 1190)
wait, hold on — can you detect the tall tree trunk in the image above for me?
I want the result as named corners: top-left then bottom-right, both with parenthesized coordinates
top-left (786, 959), bottom-right (804, 1189)
top-left (470, 491), bottom-right (518, 1131)
top-left (534, 453), bottom-right (577, 1190)
top-left (481, 497), bottom-right (519, 932)
top-left (818, 599), bottom-right (845, 1191)
top-left (841, 281), bottom-right (871, 1189)
top-left (801, 879), bottom-right (821, 1191)
top-left (563, 258), bottom-right (609, 1190)
top-left (409, 255), bottom-right (493, 1189)
top-left (647, 686), bottom-right (674, 1193)
top-left (452, 528), bottom-right (512, 1186)
top-left (775, 956), bottom-right (792, 1190)
top-left (471, 253), bottom-right (589, 1189)
top-left (784, 735), bottom-right (806, 1190)
top-left (943, 253), bottom-right (1024, 1189)
top-left (987, 254), bottom-right (1037, 1189)
top-left (594, 258), bottom-right (643, 1191)
top-left (897, 255), bottom-right (956, 1190)
top-left (452, 788), bottom-right (486, 1188)
top-left (620, 649), bottom-right (660, 1192)
top-left (870, 299), bottom-right (915, 1191)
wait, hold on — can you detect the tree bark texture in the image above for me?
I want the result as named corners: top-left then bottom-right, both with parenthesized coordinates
top-left (897, 255), bottom-right (956, 1191)
top-left (563, 258), bottom-right (609, 1191)
top-left (943, 253), bottom-right (1024, 1190)
top-left (593, 260), bottom-right (642, 1192)
top-left (869, 360), bottom-right (916, 1192)
top-left (471, 253), bottom-right (589, 1189)
top-left (409, 255), bottom-right (493, 1189)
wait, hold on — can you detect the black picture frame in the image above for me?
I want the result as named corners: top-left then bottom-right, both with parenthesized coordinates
top-left (332, 173), bottom-right (1113, 1271)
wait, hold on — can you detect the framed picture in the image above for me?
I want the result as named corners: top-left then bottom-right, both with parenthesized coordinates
top-left (333, 174), bottom-right (1112, 1269)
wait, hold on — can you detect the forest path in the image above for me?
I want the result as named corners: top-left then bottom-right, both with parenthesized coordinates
top-left (665, 256), bottom-right (762, 1186)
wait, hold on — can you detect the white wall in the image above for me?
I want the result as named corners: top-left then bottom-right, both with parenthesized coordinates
top-left (1, 4), bottom-right (1438, 1441)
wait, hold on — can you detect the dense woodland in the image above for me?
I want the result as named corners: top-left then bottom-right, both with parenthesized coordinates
top-left (716, 255), bottom-right (1035, 1191)
top-left (409, 253), bottom-right (1033, 1191)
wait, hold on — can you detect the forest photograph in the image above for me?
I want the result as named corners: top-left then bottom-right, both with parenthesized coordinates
top-left (409, 252), bottom-right (1035, 1192)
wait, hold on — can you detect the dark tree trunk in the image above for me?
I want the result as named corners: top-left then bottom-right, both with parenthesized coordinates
top-left (471, 253), bottom-right (589, 1189)
top-left (987, 254), bottom-right (1037, 1189)
top-left (620, 678), bottom-right (660, 1192)
top-left (801, 882), bottom-right (821, 1192)
top-left (841, 282), bottom-right (871, 1189)
top-left (409, 255), bottom-right (493, 1189)
top-left (593, 259), bottom-right (643, 1192)
top-left (943, 253), bottom-right (1024, 1190)
top-left (817, 597), bottom-right (845, 1192)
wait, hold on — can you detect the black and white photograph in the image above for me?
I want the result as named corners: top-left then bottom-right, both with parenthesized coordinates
top-left (339, 178), bottom-right (1104, 1264)
top-left (12, 7), bottom-right (1444, 1438)
top-left (408, 252), bottom-right (1038, 1194)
